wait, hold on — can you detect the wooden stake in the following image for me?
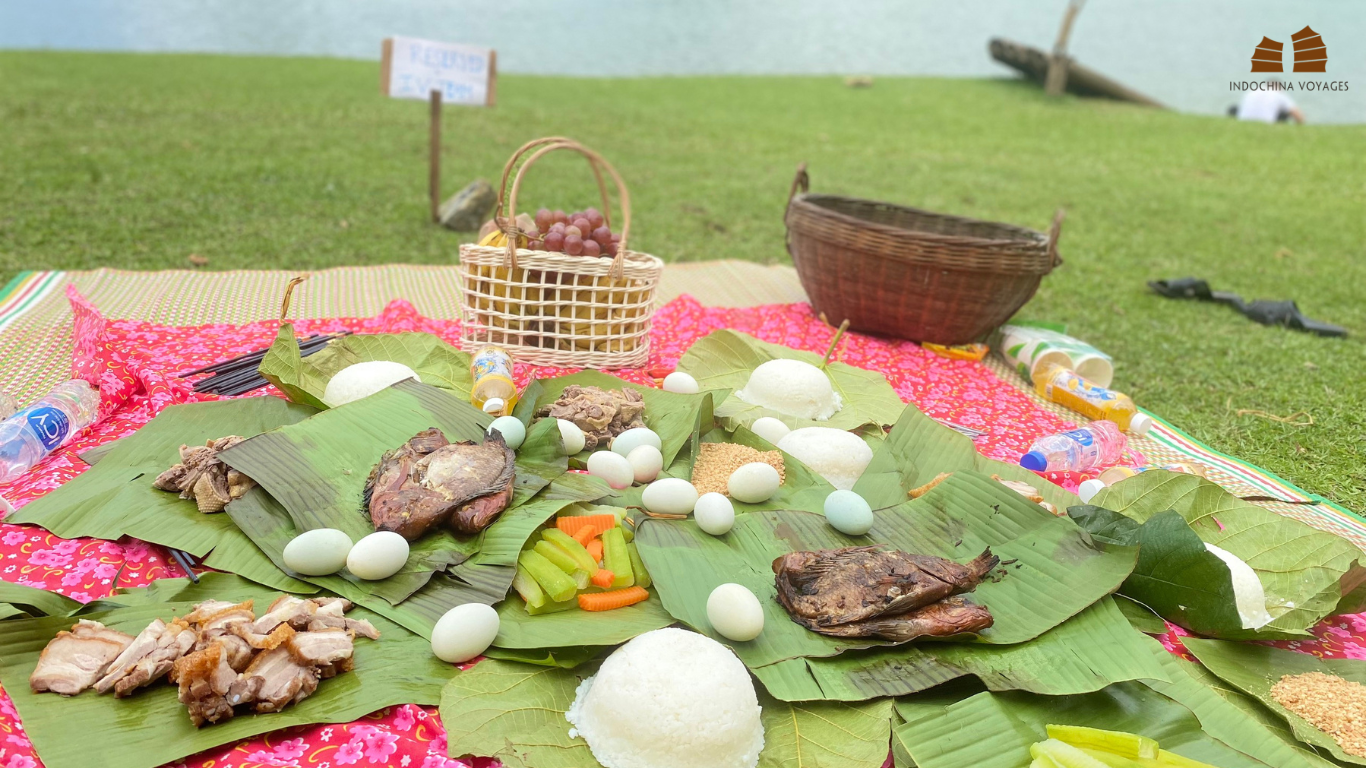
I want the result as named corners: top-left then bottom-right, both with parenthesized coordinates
top-left (429, 89), bottom-right (442, 223)
top-left (1045, 0), bottom-right (1086, 97)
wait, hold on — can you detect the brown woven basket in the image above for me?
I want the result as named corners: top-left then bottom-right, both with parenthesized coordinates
top-left (784, 164), bottom-right (1064, 344)
top-left (457, 138), bottom-right (664, 368)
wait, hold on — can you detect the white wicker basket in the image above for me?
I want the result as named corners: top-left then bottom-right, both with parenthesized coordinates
top-left (456, 138), bottom-right (664, 369)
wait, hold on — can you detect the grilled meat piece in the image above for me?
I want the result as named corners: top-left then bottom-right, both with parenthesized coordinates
top-left (285, 628), bottom-right (355, 666)
top-left (226, 644), bottom-right (320, 714)
top-left (908, 472), bottom-right (952, 499)
top-left (30, 620), bottom-right (135, 695)
top-left (188, 600), bottom-right (257, 671)
top-left (97, 618), bottom-right (197, 697)
top-left (535, 385), bottom-right (645, 451)
top-left (172, 642), bottom-right (238, 726)
top-left (991, 474), bottom-right (1060, 516)
top-left (365, 428), bottom-right (516, 539)
top-left (773, 546), bottom-right (999, 627)
top-left (792, 596), bottom-right (994, 641)
top-left (153, 435), bottom-right (255, 513)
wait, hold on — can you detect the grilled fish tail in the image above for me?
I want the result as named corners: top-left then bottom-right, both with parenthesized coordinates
top-left (799, 597), bottom-right (994, 642)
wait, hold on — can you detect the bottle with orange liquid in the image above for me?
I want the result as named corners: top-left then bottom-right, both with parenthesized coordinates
top-left (1031, 363), bottom-right (1153, 435)
top-left (470, 346), bottom-right (519, 416)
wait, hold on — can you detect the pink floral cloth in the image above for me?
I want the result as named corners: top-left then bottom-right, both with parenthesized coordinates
top-left (0, 289), bottom-right (1356, 768)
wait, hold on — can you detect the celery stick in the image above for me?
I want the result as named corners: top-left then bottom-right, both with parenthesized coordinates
top-left (535, 540), bottom-right (582, 575)
top-left (626, 541), bottom-right (652, 589)
top-left (1048, 725), bottom-right (1158, 759)
top-left (570, 569), bottom-right (591, 591)
top-left (543, 528), bottom-right (599, 572)
top-left (1078, 749), bottom-right (1147, 768)
top-left (1156, 750), bottom-right (1216, 768)
top-left (527, 596), bottom-right (578, 615)
top-left (517, 550), bottom-right (578, 603)
top-left (1033, 740), bottom-right (1112, 768)
top-left (602, 528), bottom-right (635, 589)
top-left (512, 564), bottom-right (547, 609)
top-left (1029, 744), bottom-right (1065, 768)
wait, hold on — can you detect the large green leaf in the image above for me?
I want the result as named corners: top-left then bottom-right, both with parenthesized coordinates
top-left (854, 402), bottom-right (1077, 514)
top-left (677, 329), bottom-right (905, 432)
top-left (441, 657), bottom-right (894, 768)
top-left (524, 369), bottom-right (719, 469)
top-left (1092, 471), bottom-right (1365, 637)
top-left (0, 580), bottom-right (82, 618)
top-left (1183, 637), bottom-right (1366, 766)
top-left (222, 379), bottom-right (567, 604)
top-left (8, 397), bottom-right (318, 593)
top-left (258, 324), bottom-right (474, 409)
top-left (636, 472), bottom-right (1137, 670)
top-left (0, 573), bottom-right (455, 768)
top-left (1069, 506), bottom-right (1254, 638)
top-left (493, 591), bottom-right (675, 650)
top-left (753, 597), bottom-right (1165, 702)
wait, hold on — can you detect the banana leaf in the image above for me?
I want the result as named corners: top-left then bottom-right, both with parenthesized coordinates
top-left (676, 329), bottom-right (905, 432)
top-left (493, 590), bottom-right (675, 650)
top-left (483, 645), bottom-right (603, 669)
top-left (7, 397), bottom-right (318, 593)
top-left (854, 402), bottom-right (1077, 514)
top-left (440, 657), bottom-right (894, 768)
top-left (1183, 637), bottom-right (1366, 765)
top-left (259, 324), bottom-right (474, 409)
top-left (1115, 594), bottom-right (1170, 634)
top-left (1092, 471), bottom-right (1366, 638)
top-left (221, 379), bottom-right (568, 604)
top-left (523, 369), bottom-right (719, 469)
top-left (0, 580), bottom-right (81, 619)
top-left (752, 597), bottom-right (1166, 702)
top-left (0, 573), bottom-right (455, 768)
top-left (635, 472), bottom-right (1138, 671)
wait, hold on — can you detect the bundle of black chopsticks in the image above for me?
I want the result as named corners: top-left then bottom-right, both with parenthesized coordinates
top-left (181, 332), bottom-right (351, 396)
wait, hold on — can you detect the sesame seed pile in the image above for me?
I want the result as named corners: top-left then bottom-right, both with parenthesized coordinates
top-left (1271, 672), bottom-right (1366, 757)
top-left (691, 443), bottom-right (785, 496)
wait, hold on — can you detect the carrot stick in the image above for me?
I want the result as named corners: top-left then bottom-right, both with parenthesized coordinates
top-left (572, 525), bottom-right (597, 547)
top-left (578, 586), bottom-right (648, 612)
top-left (556, 515), bottom-right (617, 538)
top-left (590, 568), bottom-right (615, 589)
top-left (586, 538), bottom-right (604, 563)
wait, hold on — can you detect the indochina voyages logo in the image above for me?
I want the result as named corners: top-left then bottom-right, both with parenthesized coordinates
top-left (1235, 25), bottom-right (1348, 93)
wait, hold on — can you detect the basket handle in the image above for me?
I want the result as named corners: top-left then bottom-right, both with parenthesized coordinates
top-left (499, 139), bottom-right (632, 278)
top-left (787, 162), bottom-right (810, 206)
top-left (494, 137), bottom-right (613, 230)
top-left (1046, 208), bottom-right (1066, 268)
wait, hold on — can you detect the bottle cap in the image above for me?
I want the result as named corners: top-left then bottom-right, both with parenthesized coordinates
top-left (1077, 479), bottom-right (1107, 503)
top-left (1019, 451), bottom-right (1047, 472)
top-left (481, 398), bottom-right (506, 415)
top-left (1128, 414), bottom-right (1153, 436)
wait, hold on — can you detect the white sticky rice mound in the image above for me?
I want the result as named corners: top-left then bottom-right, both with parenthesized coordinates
top-left (735, 359), bottom-right (842, 421)
top-left (565, 628), bottom-right (764, 768)
top-left (1204, 542), bottom-right (1274, 629)
top-left (322, 361), bottom-right (421, 407)
top-left (778, 427), bottom-right (874, 491)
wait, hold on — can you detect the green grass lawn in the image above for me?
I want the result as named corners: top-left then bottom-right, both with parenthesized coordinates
top-left (1, 52), bottom-right (1363, 508)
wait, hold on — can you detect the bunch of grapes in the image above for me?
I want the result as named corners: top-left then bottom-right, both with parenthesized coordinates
top-left (531, 207), bottom-right (621, 258)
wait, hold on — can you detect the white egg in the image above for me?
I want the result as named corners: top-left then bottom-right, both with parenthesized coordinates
top-left (627, 444), bottom-right (664, 484)
top-left (750, 416), bottom-right (791, 446)
top-left (431, 602), bottom-right (501, 663)
top-left (587, 451), bottom-right (635, 490)
top-left (707, 583), bottom-right (765, 642)
top-left (662, 371), bottom-right (700, 394)
top-left (728, 462), bottom-right (781, 504)
top-left (824, 490), bottom-right (875, 536)
top-left (642, 478), bottom-right (699, 516)
top-left (610, 427), bottom-right (662, 457)
top-left (487, 415), bottom-right (526, 450)
top-left (557, 419), bottom-right (586, 454)
top-left (694, 493), bottom-right (735, 536)
top-left (346, 531), bottom-right (410, 580)
top-left (282, 528), bottom-right (353, 576)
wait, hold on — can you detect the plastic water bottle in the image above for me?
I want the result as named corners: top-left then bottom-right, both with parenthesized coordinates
top-left (0, 380), bottom-right (101, 484)
top-left (1031, 363), bottom-right (1153, 435)
top-left (470, 347), bottom-right (518, 416)
top-left (1019, 420), bottom-right (1126, 474)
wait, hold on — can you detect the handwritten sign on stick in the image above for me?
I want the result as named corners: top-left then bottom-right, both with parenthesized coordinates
top-left (381, 37), bottom-right (496, 106)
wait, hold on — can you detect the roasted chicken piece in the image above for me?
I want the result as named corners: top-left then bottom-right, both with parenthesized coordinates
top-left (153, 435), bottom-right (255, 513)
top-left (365, 428), bottom-right (516, 539)
top-left (535, 385), bottom-right (645, 451)
top-left (796, 596), bottom-right (995, 641)
top-left (95, 617), bottom-right (197, 697)
top-left (30, 620), bottom-right (134, 695)
top-left (773, 546), bottom-right (999, 627)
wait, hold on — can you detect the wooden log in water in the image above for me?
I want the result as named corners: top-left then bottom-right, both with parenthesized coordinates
top-left (989, 37), bottom-right (1166, 109)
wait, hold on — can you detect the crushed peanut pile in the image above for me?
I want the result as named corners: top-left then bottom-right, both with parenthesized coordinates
top-left (1271, 672), bottom-right (1366, 757)
top-left (691, 443), bottom-right (785, 496)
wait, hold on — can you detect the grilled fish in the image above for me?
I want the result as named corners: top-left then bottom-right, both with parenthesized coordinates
top-left (790, 596), bottom-right (994, 641)
top-left (772, 546), bottom-right (999, 627)
top-left (364, 428), bottom-right (516, 539)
